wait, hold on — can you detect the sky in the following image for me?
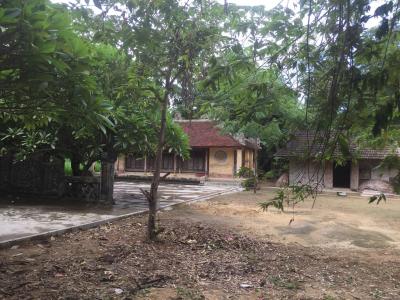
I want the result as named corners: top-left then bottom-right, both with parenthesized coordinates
top-left (53, 0), bottom-right (287, 10)
top-left (52, 0), bottom-right (383, 28)
top-left (219, 0), bottom-right (285, 9)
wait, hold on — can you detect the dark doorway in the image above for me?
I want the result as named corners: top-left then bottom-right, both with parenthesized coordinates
top-left (333, 162), bottom-right (351, 188)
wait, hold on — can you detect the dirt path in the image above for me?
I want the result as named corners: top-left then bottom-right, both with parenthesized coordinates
top-left (0, 189), bottom-right (399, 299)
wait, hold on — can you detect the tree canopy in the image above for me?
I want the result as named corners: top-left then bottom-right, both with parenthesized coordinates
top-left (2, 0), bottom-right (400, 231)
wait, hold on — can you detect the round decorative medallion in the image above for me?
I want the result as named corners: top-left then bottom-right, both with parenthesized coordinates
top-left (214, 150), bottom-right (227, 162)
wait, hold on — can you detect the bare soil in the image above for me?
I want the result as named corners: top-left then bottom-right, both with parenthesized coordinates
top-left (1, 189), bottom-right (400, 299)
top-left (176, 187), bottom-right (400, 250)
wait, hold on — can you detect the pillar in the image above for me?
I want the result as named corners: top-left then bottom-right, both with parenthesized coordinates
top-left (323, 161), bottom-right (333, 189)
top-left (236, 149), bottom-right (243, 172)
top-left (350, 161), bottom-right (359, 191)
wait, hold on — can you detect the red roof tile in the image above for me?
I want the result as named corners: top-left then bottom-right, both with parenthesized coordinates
top-left (176, 120), bottom-right (248, 148)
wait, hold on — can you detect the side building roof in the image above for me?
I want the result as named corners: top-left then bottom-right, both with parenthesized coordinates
top-left (275, 131), bottom-right (400, 160)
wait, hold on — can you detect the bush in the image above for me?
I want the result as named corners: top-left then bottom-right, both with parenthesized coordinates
top-left (236, 166), bottom-right (253, 178)
top-left (263, 170), bottom-right (278, 180)
top-left (391, 174), bottom-right (400, 194)
top-left (241, 177), bottom-right (256, 190)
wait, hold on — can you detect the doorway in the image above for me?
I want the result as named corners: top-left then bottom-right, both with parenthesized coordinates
top-left (333, 162), bottom-right (351, 188)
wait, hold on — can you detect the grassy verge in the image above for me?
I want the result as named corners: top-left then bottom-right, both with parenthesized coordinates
top-left (64, 159), bottom-right (101, 175)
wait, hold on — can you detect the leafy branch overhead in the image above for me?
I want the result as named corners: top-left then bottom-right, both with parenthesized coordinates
top-left (259, 185), bottom-right (314, 213)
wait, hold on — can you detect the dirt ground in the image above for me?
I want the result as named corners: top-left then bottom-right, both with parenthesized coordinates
top-left (176, 187), bottom-right (400, 250)
top-left (1, 188), bottom-right (400, 299)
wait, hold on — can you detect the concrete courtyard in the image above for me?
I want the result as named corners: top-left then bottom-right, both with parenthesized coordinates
top-left (0, 181), bottom-right (239, 244)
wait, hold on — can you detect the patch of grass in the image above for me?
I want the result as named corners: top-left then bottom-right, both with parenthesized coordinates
top-left (323, 296), bottom-right (336, 300)
top-left (245, 252), bottom-right (259, 266)
top-left (64, 159), bottom-right (101, 175)
top-left (94, 161), bottom-right (101, 172)
top-left (371, 288), bottom-right (384, 299)
top-left (64, 159), bottom-right (73, 176)
top-left (269, 276), bottom-right (300, 290)
top-left (135, 288), bottom-right (151, 297)
top-left (175, 287), bottom-right (205, 300)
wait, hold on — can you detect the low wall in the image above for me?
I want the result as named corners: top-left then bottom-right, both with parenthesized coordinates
top-left (289, 159), bottom-right (326, 189)
top-left (0, 155), bottom-right (101, 202)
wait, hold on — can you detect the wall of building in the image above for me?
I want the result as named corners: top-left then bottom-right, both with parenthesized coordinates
top-left (323, 161), bottom-right (333, 189)
top-left (208, 147), bottom-right (235, 178)
top-left (289, 158), bottom-right (399, 191)
top-left (350, 161), bottom-right (359, 190)
top-left (115, 155), bottom-right (126, 174)
top-left (289, 159), bottom-right (326, 189)
top-left (242, 149), bottom-right (254, 169)
top-left (359, 159), bottom-right (398, 183)
top-left (236, 149), bottom-right (243, 173)
top-left (117, 148), bottom-right (258, 178)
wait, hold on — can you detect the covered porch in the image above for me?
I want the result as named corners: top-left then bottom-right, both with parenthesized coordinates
top-left (116, 146), bottom-right (256, 179)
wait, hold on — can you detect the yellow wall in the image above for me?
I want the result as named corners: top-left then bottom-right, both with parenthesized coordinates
top-left (236, 149), bottom-right (242, 172)
top-left (242, 149), bottom-right (254, 169)
top-left (115, 154), bottom-right (126, 173)
top-left (118, 148), bottom-right (256, 178)
top-left (208, 147), bottom-right (235, 177)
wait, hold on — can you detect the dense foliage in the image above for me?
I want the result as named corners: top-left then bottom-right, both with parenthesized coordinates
top-left (0, 0), bottom-right (189, 176)
top-left (2, 0), bottom-right (400, 232)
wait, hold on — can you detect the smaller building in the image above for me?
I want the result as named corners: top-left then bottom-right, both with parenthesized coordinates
top-left (276, 132), bottom-right (399, 191)
top-left (116, 119), bottom-right (259, 179)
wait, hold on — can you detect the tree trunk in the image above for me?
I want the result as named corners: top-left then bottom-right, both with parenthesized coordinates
top-left (100, 160), bottom-right (115, 203)
top-left (71, 156), bottom-right (81, 176)
top-left (147, 86), bottom-right (170, 240)
top-left (100, 153), bottom-right (116, 204)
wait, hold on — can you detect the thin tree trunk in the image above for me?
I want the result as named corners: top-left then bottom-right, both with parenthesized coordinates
top-left (100, 134), bottom-right (117, 204)
top-left (100, 156), bottom-right (115, 204)
top-left (147, 85), bottom-right (170, 240)
top-left (71, 156), bottom-right (81, 176)
top-left (253, 149), bottom-right (258, 194)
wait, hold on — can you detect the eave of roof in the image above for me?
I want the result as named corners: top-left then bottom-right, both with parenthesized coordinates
top-left (275, 131), bottom-right (400, 160)
top-left (176, 119), bottom-right (259, 149)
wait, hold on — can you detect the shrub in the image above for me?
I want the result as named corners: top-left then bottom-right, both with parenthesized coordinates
top-left (242, 177), bottom-right (256, 190)
top-left (236, 166), bottom-right (253, 178)
top-left (263, 170), bottom-right (278, 180)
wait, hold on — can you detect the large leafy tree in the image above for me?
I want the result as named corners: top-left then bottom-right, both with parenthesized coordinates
top-left (0, 0), bottom-right (113, 162)
top-left (1, 0), bottom-right (190, 204)
top-left (0, 0), bottom-right (111, 129)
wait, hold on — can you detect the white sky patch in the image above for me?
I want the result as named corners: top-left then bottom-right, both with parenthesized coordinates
top-left (53, 0), bottom-right (286, 8)
top-left (217, 0), bottom-right (286, 9)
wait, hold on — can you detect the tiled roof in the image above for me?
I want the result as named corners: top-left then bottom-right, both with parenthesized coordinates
top-left (176, 120), bottom-right (258, 149)
top-left (275, 131), bottom-right (400, 160)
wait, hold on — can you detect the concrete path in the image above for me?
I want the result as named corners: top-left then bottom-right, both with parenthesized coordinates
top-left (0, 181), bottom-right (239, 245)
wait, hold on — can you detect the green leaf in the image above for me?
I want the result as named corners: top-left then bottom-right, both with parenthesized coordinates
top-left (39, 42), bottom-right (56, 54)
